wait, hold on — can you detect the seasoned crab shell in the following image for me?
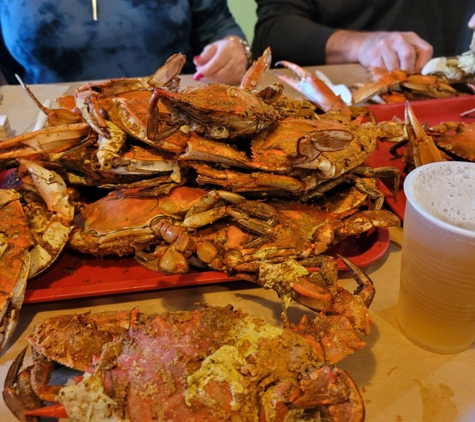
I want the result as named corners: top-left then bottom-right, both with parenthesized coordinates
top-left (155, 83), bottom-right (281, 139)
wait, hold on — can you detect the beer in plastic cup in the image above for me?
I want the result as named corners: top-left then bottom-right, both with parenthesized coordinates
top-left (397, 162), bottom-right (475, 354)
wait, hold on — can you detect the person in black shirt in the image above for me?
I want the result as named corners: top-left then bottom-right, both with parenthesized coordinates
top-left (253, 0), bottom-right (475, 72)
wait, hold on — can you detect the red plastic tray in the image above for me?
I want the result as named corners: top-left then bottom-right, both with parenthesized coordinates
top-left (24, 228), bottom-right (390, 304)
top-left (365, 96), bottom-right (475, 220)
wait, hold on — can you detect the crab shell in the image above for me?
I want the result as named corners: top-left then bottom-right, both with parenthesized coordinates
top-left (68, 186), bottom-right (209, 257)
top-left (249, 117), bottom-right (354, 172)
top-left (154, 84), bottom-right (281, 139)
top-left (0, 189), bottom-right (33, 353)
top-left (25, 305), bottom-right (365, 421)
top-left (192, 199), bottom-right (400, 276)
top-left (431, 121), bottom-right (475, 162)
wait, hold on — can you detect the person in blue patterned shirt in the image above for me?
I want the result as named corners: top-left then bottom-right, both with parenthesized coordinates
top-left (0, 0), bottom-right (250, 85)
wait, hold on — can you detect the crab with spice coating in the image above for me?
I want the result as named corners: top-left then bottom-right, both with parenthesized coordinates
top-left (74, 53), bottom-right (184, 140)
top-left (133, 181), bottom-right (399, 279)
top-left (67, 185), bottom-right (210, 273)
top-left (351, 67), bottom-right (460, 104)
top-left (188, 116), bottom-right (399, 199)
top-left (147, 49), bottom-right (282, 141)
top-left (4, 285), bottom-right (369, 421)
top-left (182, 196), bottom-right (400, 276)
top-left (0, 159), bottom-right (74, 354)
top-left (426, 120), bottom-right (475, 163)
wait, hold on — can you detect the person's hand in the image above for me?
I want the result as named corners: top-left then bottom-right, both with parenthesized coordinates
top-left (326, 30), bottom-right (433, 73)
top-left (469, 13), bottom-right (475, 30)
top-left (193, 37), bottom-right (248, 85)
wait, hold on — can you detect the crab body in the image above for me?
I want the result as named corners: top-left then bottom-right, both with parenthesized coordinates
top-left (249, 117), bottom-right (354, 172)
top-left (155, 84), bottom-right (281, 139)
top-left (191, 200), bottom-right (400, 276)
top-left (68, 186), bottom-right (208, 258)
top-left (0, 189), bottom-right (33, 353)
top-left (0, 160), bottom-right (74, 353)
top-left (429, 121), bottom-right (475, 162)
top-left (7, 303), bottom-right (366, 422)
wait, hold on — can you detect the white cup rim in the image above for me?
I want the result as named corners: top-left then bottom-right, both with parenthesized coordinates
top-left (404, 162), bottom-right (475, 238)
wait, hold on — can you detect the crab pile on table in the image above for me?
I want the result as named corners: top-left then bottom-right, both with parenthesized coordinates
top-left (1, 49), bottom-right (407, 421)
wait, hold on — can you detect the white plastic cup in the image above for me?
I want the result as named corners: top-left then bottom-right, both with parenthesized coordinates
top-left (397, 162), bottom-right (475, 354)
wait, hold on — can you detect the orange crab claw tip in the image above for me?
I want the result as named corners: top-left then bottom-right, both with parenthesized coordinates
top-left (405, 102), bottom-right (426, 138)
top-left (23, 403), bottom-right (68, 418)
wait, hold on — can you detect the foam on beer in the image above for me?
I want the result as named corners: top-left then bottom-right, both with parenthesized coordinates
top-left (406, 162), bottom-right (475, 232)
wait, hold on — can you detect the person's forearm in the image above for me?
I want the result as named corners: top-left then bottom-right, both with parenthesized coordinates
top-left (325, 30), bottom-right (367, 64)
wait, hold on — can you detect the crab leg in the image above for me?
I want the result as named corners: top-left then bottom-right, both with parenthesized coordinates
top-left (240, 46), bottom-right (272, 91)
top-left (351, 68), bottom-right (404, 104)
top-left (3, 346), bottom-right (42, 421)
top-left (96, 120), bottom-right (127, 171)
top-left (23, 403), bottom-right (68, 419)
top-left (405, 102), bottom-right (444, 167)
top-left (16, 75), bottom-right (83, 126)
top-left (3, 346), bottom-right (68, 420)
top-left (0, 123), bottom-right (91, 160)
top-left (274, 61), bottom-right (352, 117)
top-left (19, 160), bottom-right (74, 278)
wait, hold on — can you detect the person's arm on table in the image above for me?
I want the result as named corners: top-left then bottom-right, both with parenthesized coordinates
top-left (326, 30), bottom-right (433, 72)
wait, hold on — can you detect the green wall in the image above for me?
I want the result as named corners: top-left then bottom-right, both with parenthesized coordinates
top-left (228, 0), bottom-right (257, 44)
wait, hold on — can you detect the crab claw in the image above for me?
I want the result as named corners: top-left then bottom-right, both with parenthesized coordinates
top-left (274, 60), bottom-right (351, 117)
top-left (338, 254), bottom-right (375, 308)
top-left (3, 346), bottom-right (69, 420)
top-left (259, 366), bottom-right (365, 422)
top-left (351, 68), bottom-right (403, 104)
top-left (405, 101), bottom-right (444, 167)
top-left (146, 54), bottom-right (187, 141)
top-left (241, 47), bottom-right (273, 91)
top-left (0, 123), bottom-right (91, 160)
top-left (287, 255), bottom-right (376, 363)
top-left (147, 53), bottom-right (186, 89)
top-left (3, 346), bottom-right (42, 421)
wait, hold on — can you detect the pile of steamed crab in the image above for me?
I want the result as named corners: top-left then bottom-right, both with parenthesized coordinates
top-left (0, 48), bottom-right (408, 421)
